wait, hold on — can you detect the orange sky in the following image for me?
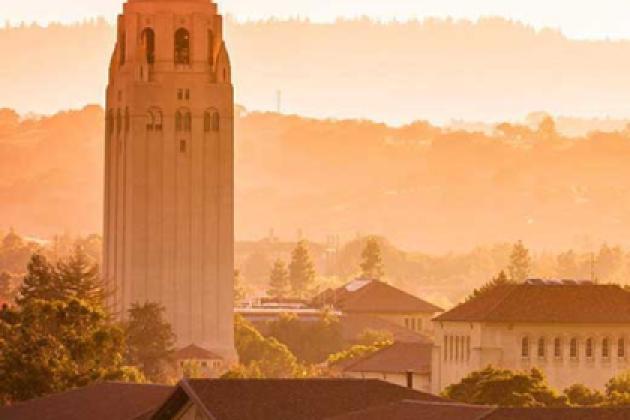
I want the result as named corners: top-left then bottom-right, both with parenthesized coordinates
top-left (4, 0), bottom-right (630, 40)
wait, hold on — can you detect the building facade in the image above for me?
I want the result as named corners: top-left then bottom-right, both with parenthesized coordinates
top-left (103, 0), bottom-right (236, 361)
top-left (431, 281), bottom-right (630, 393)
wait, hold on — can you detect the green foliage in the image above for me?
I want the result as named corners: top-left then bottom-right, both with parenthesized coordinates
top-left (124, 302), bottom-right (175, 384)
top-left (443, 366), bottom-right (567, 407)
top-left (233, 315), bottom-right (301, 378)
top-left (605, 372), bottom-right (630, 406)
top-left (0, 252), bottom-right (130, 403)
top-left (267, 311), bottom-right (344, 364)
top-left (564, 384), bottom-right (605, 407)
top-left (234, 269), bottom-right (247, 303)
top-left (267, 260), bottom-right (290, 299)
top-left (360, 237), bottom-right (384, 280)
top-left (288, 241), bottom-right (316, 298)
top-left (327, 341), bottom-right (392, 366)
top-left (508, 241), bottom-right (531, 282)
top-left (468, 270), bottom-right (513, 301)
top-left (356, 328), bottom-right (394, 346)
top-left (181, 360), bottom-right (205, 379)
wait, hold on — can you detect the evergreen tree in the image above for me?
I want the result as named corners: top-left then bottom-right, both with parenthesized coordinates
top-left (57, 247), bottom-right (104, 307)
top-left (508, 240), bottom-right (531, 282)
top-left (124, 302), bottom-right (176, 383)
top-left (288, 241), bottom-right (316, 298)
top-left (360, 237), bottom-right (384, 280)
top-left (267, 260), bottom-right (290, 298)
top-left (468, 270), bottom-right (512, 301)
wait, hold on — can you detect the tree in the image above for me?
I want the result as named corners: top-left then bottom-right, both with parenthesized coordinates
top-left (564, 384), bottom-right (605, 407)
top-left (124, 302), bottom-right (176, 383)
top-left (468, 270), bottom-right (512, 301)
top-left (267, 260), bottom-right (290, 299)
top-left (288, 241), bottom-right (316, 298)
top-left (605, 372), bottom-right (630, 406)
top-left (267, 311), bottom-right (344, 364)
top-left (443, 366), bottom-right (566, 407)
top-left (356, 328), bottom-right (393, 346)
top-left (360, 237), bottom-right (384, 280)
top-left (327, 341), bottom-right (392, 367)
top-left (0, 252), bottom-right (133, 403)
top-left (234, 269), bottom-right (246, 303)
top-left (508, 241), bottom-right (531, 282)
top-left (233, 315), bottom-right (300, 378)
top-left (0, 272), bottom-right (14, 302)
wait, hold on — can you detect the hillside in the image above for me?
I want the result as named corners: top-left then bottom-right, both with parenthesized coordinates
top-left (2, 106), bottom-right (630, 253)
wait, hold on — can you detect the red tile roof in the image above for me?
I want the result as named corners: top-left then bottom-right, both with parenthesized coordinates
top-left (150, 379), bottom-right (448, 420)
top-left (328, 401), bottom-right (495, 420)
top-left (341, 314), bottom-right (432, 344)
top-left (316, 280), bottom-right (443, 314)
top-left (328, 401), bottom-right (630, 420)
top-left (174, 344), bottom-right (222, 360)
top-left (435, 284), bottom-right (630, 324)
top-left (340, 342), bottom-right (433, 375)
top-left (0, 382), bottom-right (173, 420)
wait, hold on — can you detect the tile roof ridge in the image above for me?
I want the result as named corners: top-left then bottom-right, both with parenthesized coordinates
top-left (180, 378), bottom-right (217, 420)
top-left (1, 382), bottom-right (111, 409)
top-left (478, 283), bottom-right (520, 322)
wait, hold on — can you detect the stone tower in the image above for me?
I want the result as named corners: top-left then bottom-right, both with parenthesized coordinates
top-left (103, 0), bottom-right (235, 361)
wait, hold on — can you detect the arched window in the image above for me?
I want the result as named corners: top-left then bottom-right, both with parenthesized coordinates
top-left (116, 109), bottom-right (122, 135)
top-left (107, 110), bottom-right (114, 137)
top-left (619, 338), bottom-right (626, 358)
top-left (119, 32), bottom-right (126, 66)
top-left (141, 28), bottom-right (156, 64)
top-left (175, 111), bottom-right (183, 132)
top-left (207, 30), bottom-right (214, 66)
top-left (212, 111), bottom-right (220, 131)
top-left (521, 337), bottom-right (529, 358)
top-left (146, 110), bottom-right (155, 131)
top-left (554, 337), bottom-right (562, 358)
top-left (537, 338), bottom-right (545, 359)
top-left (175, 28), bottom-right (190, 65)
top-left (154, 110), bottom-right (163, 131)
top-left (570, 338), bottom-right (578, 359)
top-left (184, 112), bottom-right (192, 132)
top-left (603, 338), bottom-right (610, 359)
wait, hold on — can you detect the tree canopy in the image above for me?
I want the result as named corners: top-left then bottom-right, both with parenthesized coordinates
top-left (360, 237), bottom-right (384, 280)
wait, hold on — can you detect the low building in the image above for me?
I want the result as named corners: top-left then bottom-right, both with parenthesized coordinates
top-left (334, 342), bottom-right (433, 393)
top-left (432, 280), bottom-right (630, 393)
top-left (315, 279), bottom-right (444, 336)
top-left (175, 345), bottom-right (226, 379)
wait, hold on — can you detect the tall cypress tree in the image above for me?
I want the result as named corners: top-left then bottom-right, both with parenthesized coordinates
top-left (360, 237), bottom-right (385, 280)
top-left (288, 241), bottom-right (316, 298)
top-left (268, 260), bottom-right (290, 298)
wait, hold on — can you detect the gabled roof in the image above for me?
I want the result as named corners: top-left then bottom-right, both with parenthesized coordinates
top-left (328, 401), bottom-right (630, 420)
top-left (341, 314), bottom-right (432, 344)
top-left (150, 378), bottom-right (448, 420)
top-left (435, 283), bottom-right (630, 324)
top-left (340, 342), bottom-right (433, 375)
top-left (316, 280), bottom-right (443, 314)
top-left (174, 344), bottom-right (222, 361)
top-left (328, 401), bottom-right (495, 420)
top-left (0, 382), bottom-right (173, 420)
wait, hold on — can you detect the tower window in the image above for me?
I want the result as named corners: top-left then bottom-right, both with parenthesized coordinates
top-left (212, 111), bottom-right (220, 131)
top-left (180, 140), bottom-right (187, 153)
top-left (184, 112), bottom-right (192, 132)
top-left (124, 107), bottom-right (130, 132)
top-left (119, 32), bottom-right (126, 66)
top-left (185, 89), bottom-right (190, 100)
top-left (175, 28), bottom-right (190, 65)
top-left (177, 89), bottom-right (183, 100)
top-left (141, 28), bottom-right (156, 64)
top-left (175, 111), bottom-right (183, 132)
top-left (107, 110), bottom-right (114, 137)
top-left (116, 109), bottom-right (122, 135)
top-left (155, 110), bottom-right (163, 131)
top-left (208, 30), bottom-right (214, 66)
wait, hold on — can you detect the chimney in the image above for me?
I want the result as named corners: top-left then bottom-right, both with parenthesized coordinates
top-left (406, 370), bottom-right (414, 389)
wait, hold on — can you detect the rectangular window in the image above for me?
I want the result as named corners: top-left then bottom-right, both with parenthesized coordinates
top-left (570, 338), bottom-right (578, 360)
top-left (619, 338), bottom-right (626, 359)
top-left (466, 336), bottom-right (471, 361)
top-left (449, 336), bottom-right (454, 361)
top-left (603, 338), bottom-right (610, 359)
top-left (538, 338), bottom-right (546, 359)
top-left (554, 338), bottom-right (562, 359)
top-left (455, 336), bottom-right (460, 361)
top-left (177, 89), bottom-right (183, 100)
top-left (444, 336), bottom-right (448, 361)
top-left (180, 140), bottom-right (186, 153)
top-left (185, 89), bottom-right (190, 100)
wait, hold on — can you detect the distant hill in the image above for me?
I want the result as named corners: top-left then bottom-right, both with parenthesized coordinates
top-left (3, 106), bottom-right (630, 253)
top-left (4, 18), bottom-right (630, 123)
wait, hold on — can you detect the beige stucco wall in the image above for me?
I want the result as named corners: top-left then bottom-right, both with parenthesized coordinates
top-left (104, 0), bottom-right (236, 362)
top-left (432, 321), bottom-right (630, 393)
top-left (371, 312), bottom-right (436, 336)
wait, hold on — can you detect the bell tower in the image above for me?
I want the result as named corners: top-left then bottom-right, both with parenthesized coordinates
top-left (104, 0), bottom-right (236, 362)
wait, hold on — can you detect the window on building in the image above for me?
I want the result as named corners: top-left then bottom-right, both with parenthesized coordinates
top-left (146, 110), bottom-right (154, 131)
top-left (455, 336), bottom-right (460, 361)
top-left (119, 31), bottom-right (126, 66)
top-left (124, 107), bottom-right (130, 132)
top-left (404, 318), bottom-right (409, 329)
top-left (603, 338), bottom-right (610, 359)
top-left (449, 336), bottom-right (454, 361)
top-left (175, 28), bottom-right (190, 65)
top-left (521, 337), bottom-right (529, 358)
top-left (444, 336), bottom-right (448, 361)
top-left (416, 318), bottom-right (423, 331)
top-left (586, 338), bottom-right (594, 359)
top-left (212, 111), bottom-right (220, 131)
top-left (537, 338), bottom-right (546, 359)
top-left (107, 110), bottom-right (114, 136)
top-left (175, 111), bottom-right (183, 131)
top-left (410, 318), bottom-right (416, 331)
top-left (141, 28), bottom-right (155, 64)
top-left (619, 338), bottom-right (626, 359)
top-left (570, 338), bottom-right (578, 359)
top-left (208, 30), bottom-right (214, 66)
top-left (180, 140), bottom-right (187, 153)
top-left (184, 112), bottom-right (192, 132)
top-left (116, 109), bottom-right (122, 135)
top-left (466, 336), bottom-right (471, 361)
top-left (154, 110), bottom-right (163, 131)
top-left (185, 89), bottom-right (190, 100)
top-left (177, 89), bottom-right (183, 100)
top-left (554, 337), bottom-right (562, 359)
